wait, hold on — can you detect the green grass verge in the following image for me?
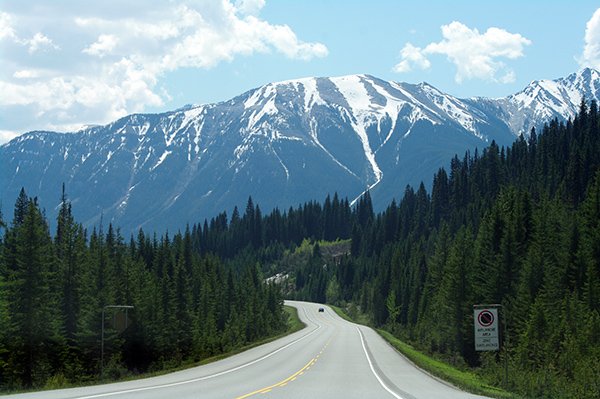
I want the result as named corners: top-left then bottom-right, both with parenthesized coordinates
top-left (377, 330), bottom-right (518, 399)
top-left (284, 304), bottom-right (305, 334)
top-left (330, 304), bottom-right (370, 325)
top-left (329, 304), bottom-right (353, 322)
top-left (331, 305), bottom-right (519, 399)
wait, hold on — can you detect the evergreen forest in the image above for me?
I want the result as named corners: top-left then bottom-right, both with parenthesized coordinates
top-left (0, 190), bottom-right (286, 390)
top-left (1, 101), bottom-right (600, 398)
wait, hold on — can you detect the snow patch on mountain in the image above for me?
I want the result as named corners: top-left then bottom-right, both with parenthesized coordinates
top-left (246, 87), bottom-right (278, 131)
top-left (307, 117), bottom-right (360, 180)
top-left (182, 106), bottom-right (205, 127)
top-left (152, 150), bottom-right (171, 171)
top-left (301, 77), bottom-right (326, 112)
top-left (331, 75), bottom-right (382, 184)
top-left (419, 83), bottom-right (483, 137)
top-left (331, 75), bottom-right (373, 112)
top-left (502, 68), bottom-right (600, 136)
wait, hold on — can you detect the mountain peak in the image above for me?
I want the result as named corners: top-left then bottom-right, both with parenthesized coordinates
top-left (562, 67), bottom-right (600, 99)
top-left (568, 66), bottom-right (600, 80)
top-left (493, 68), bottom-right (599, 136)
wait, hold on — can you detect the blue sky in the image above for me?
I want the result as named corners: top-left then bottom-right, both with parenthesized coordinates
top-left (1, 0), bottom-right (599, 144)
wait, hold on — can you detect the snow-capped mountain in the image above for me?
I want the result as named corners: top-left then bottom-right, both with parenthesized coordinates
top-left (472, 67), bottom-right (600, 137)
top-left (1, 69), bottom-right (598, 234)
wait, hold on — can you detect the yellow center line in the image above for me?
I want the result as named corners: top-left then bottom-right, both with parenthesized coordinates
top-left (234, 357), bottom-right (317, 399)
top-left (234, 339), bottom-right (332, 399)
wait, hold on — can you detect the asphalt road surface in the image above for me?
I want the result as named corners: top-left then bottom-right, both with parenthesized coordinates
top-left (3, 301), bottom-right (490, 399)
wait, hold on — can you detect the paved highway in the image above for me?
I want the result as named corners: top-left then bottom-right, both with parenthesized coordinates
top-left (3, 301), bottom-right (489, 399)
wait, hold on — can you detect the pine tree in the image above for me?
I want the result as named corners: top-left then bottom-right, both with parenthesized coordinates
top-left (431, 168), bottom-right (450, 226)
top-left (55, 187), bottom-right (83, 344)
top-left (6, 198), bottom-right (58, 387)
top-left (12, 188), bottom-right (29, 228)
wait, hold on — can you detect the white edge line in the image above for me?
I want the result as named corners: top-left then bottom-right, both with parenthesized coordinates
top-left (75, 311), bottom-right (321, 399)
top-left (357, 326), bottom-right (404, 399)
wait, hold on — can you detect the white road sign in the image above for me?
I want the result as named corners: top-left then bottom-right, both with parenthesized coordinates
top-left (474, 307), bottom-right (499, 351)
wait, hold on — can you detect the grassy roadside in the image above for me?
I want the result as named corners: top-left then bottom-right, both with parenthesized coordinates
top-left (5, 305), bottom-right (305, 395)
top-left (330, 305), bottom-right (519, 399)
top-left (283, 304), bottom-right (305, 334)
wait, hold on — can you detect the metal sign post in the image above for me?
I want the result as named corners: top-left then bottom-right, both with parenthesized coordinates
top-left (474, 304), bottom-right (508, 387)
top-left (101, 305), bottom-right (133, 378)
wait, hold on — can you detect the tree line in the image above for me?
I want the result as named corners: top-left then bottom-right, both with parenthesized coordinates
top-left (0, 188), bottom-right (286, 390)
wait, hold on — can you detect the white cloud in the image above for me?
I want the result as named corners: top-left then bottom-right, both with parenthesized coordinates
top-left (0, 0), bottom-right (328, 139)
top-left (159, 5), bottom-right (328, 70)
top-left (13, 69), bottom-right (44, 79)
top-left (75, 16), bottom-right (180, 41)
top-left (0, 129), bottom-right (19, 143)
top-left (580, 8), bottom-right (600, 69)
top-left (0, 12), bottom-right (59, 55)
top-left (235, 0), bottom-right (265, 16)
top-left (393, 43), bottom-right (431, 73)
top-left (27, 32), bottom-right (59, 53)
top-left (259, 20), bottom-right (328, 61)
top-left (0, 12), bottom-right (16, 41)
top-left (83, 34), bottom-right (118, 57)
top-left (394, 21), bottom-right (530, 83)
top-left (0, 78), bottom-right (75, 109)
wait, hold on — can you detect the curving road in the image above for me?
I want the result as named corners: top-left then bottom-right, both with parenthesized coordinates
top-left (3, 301), bottom-right (489, 399)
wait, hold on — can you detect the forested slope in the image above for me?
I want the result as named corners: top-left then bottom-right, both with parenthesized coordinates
top-left (0, 192), bottom-right (285, 390)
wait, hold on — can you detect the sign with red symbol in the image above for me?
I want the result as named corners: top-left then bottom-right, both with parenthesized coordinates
top-left (474, 307), bottom-right (499, 351)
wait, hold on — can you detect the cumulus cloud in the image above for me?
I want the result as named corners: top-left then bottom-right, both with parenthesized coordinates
top-left (265, 22), bottom-right (329, 60)
top-left (159, 4), bottom-right (328, 70)
top-left (0, 0), bottom-right (328, 142)
top-left (13, 69), bottom-right (42, 79)
top-left (83, 34), bottom-right (118, 57)
top-left (580, 8), bottom-right (600, 69)
top-left (0, 12), bottom-right (16, 41)
top-left (393, 43), bottom-right (431, 73)
top-left (235, 0), bottom-right (266, 16)
top-left (394, 21), bottom-right (531, 83)
top-left (27, 32), bottom-right (59, 53)
top-left (0, 130), bottom-right (19, 143)
top-left (0, 12), bottom-right (58, 54)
